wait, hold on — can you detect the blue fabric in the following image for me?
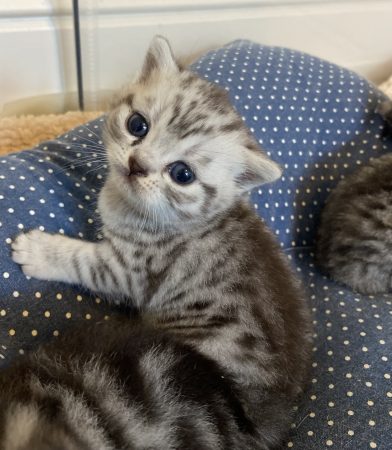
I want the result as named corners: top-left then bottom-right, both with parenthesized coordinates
top-left (0, 41), bottom-right (391, 448)
top-left (289, 249), bottom-right (391, 449)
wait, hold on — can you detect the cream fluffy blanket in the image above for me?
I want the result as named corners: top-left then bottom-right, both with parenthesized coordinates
top-left (0, 111), bottom-right (101, 156)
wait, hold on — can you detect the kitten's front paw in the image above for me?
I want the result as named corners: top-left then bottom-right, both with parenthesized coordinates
top-left (12, 230), bottom-right (57, 280)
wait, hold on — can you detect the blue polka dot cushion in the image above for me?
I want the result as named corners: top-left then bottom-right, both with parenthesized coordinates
top-left (1, 40), bottom-right (391, 448)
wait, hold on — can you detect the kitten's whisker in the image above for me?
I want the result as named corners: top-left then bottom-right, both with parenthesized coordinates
top-left (142, 202), bottom-right (150, 236)
top-left (54, 159), bottom-right (108, 175)
top-left (67, 147), bottom-right (107, 155)
top-left (66, 142), bottom-right (106, 154)
top-left (63, 157), bottom-right (108, 167)
top-left (50, 138), bottom-right (106, 151)
top-left (72, 151), bottom-right (107, 159)
top-left (136, 202), bottom-right (148, 240)
top-left (80, 124), bottom-right (103, 140)
top-left (67, 154), bottom-right (108, 164)
top-left (150, 205), bottom-right (156, 234)
top-left (84, 165), bottom-right (108, 175)
top-left (131, 196), bottom-right (147, 239)
top-left (57, 141), bottom-right (105, 150)
top-left (155, 200), bottom-right (169, 232)
top-left (73, 133), bottom-right (105, 147)
top-left (190, 147), bottom-right (227, 158)
top-left (65, 162), bottom-right (107, 171)
top-left (156, 212), bottom-right (159, 234)
top-left (153, 206), bottom-right (158, 234)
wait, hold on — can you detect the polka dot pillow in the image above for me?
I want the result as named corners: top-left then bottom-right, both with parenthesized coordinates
top-left (0, 40), bottom-right (391, 449)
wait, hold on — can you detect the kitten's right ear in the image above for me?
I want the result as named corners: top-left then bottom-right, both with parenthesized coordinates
top-left (139, 36), bottom-right (179, 82)
top-left (235, 143), bottom-right (282, 192)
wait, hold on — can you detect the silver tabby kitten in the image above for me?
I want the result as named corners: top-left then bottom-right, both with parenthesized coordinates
top-left (317, 100), bottom-right (392, 294)
top-left (5, 37), bottom-right (312, 449)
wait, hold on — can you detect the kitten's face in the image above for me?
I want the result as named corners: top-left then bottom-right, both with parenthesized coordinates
top-left (103, 37), bottom-right (281, 229)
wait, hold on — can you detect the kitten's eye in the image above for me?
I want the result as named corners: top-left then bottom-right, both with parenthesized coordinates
top-left (127, 113), bottom-right (149, 138)
top-left (168, 161), bottom-right (195, 185)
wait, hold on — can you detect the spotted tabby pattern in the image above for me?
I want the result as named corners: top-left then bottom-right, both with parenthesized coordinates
top-left (5, 37), bottom-right (312, 449)
top-left (317, 100), bottom-right (392, 294)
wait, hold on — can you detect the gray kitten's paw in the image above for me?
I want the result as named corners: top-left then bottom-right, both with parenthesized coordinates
top-left (12, 230), bottom-right (57, 280)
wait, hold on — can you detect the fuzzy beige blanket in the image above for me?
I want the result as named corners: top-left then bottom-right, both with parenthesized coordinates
top-left (0, 111), bottom-right (102, 156)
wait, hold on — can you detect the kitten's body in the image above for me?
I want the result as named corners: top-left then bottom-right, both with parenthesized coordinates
top-left (5, 37), bottom-right (312, 449)
top-left (317, 152), bottom-right (392, 294)
top-left (317, 101), bottom-right (392, 294)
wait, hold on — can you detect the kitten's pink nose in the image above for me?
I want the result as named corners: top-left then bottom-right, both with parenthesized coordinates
top-left (128, 156), bottom-right (148, 177)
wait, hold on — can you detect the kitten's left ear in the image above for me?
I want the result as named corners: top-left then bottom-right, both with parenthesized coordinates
top-left (236, 143), bottom-right (282, 191)
top-left (139, 35), bottom-right (179, 82)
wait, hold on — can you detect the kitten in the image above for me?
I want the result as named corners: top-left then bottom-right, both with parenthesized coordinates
top-left (377, 99), bottom-right (392, 132)
top-left (316, 101), bottom-right (392, 294)
top-left (6, 36), bottom-right (312, 449)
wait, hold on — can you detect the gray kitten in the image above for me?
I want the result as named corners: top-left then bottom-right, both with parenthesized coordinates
top-left (5, 37), bottom-right (312, 449)
top-left (317, 101), bottom-right (392, 293)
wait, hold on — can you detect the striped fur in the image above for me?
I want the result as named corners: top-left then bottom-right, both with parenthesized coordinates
top-left (317, 151), bottom-right (392, 294)
top-left (9, 36), bottom-right (312, 449)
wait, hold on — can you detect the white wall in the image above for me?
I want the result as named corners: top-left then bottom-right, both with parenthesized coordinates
top-left (1, 0), bottom-right (392, 115)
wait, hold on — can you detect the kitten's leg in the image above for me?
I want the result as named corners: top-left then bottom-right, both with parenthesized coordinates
top-left (12, 230), bottom-right (130, 296)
